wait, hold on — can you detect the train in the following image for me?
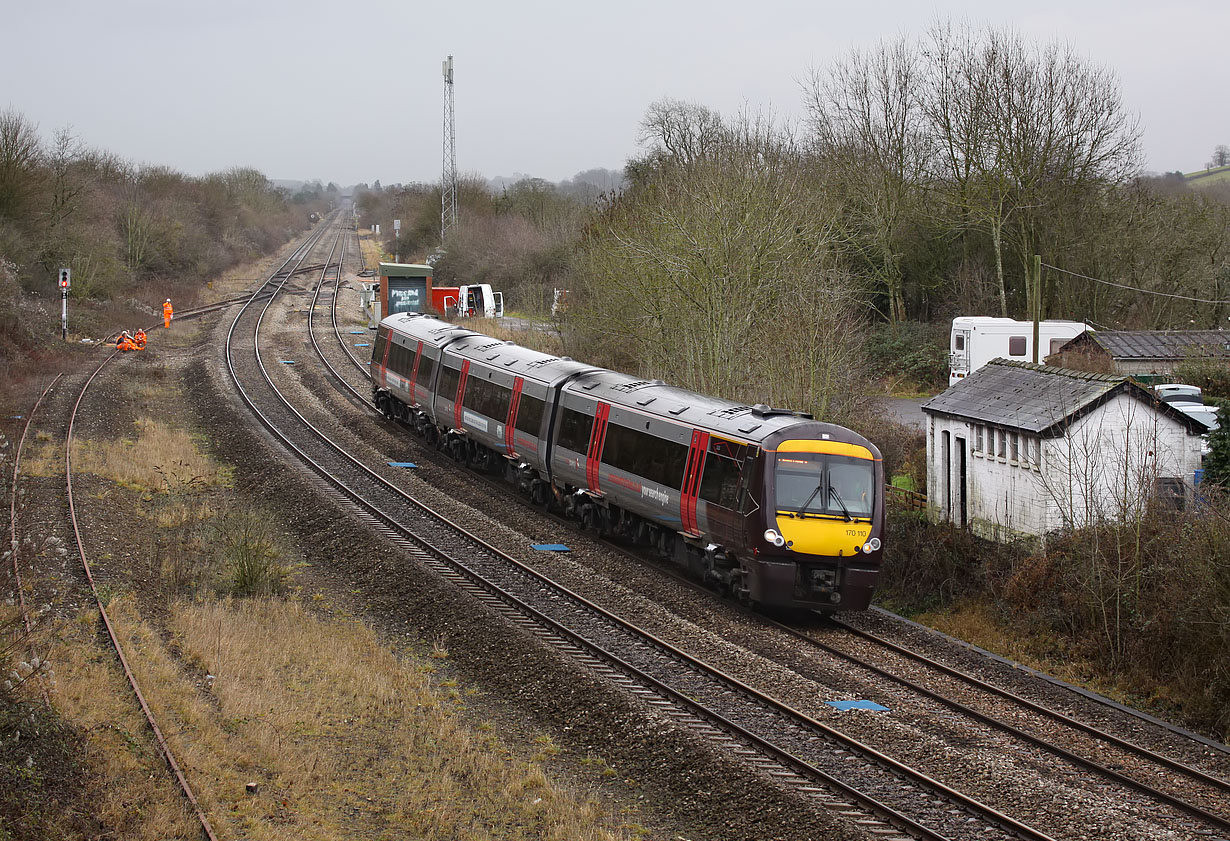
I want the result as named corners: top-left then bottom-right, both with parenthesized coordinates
top-left (370, 312), bottom-right (885, 611)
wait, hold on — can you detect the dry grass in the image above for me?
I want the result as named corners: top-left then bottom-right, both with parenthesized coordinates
top-left (357, 230), bottom-right (385, 270)
top-left (49, 601), bottom-right (199, 839)
top-left (471, 319), bottom-right (566, 357)
top-left (127, 598), bottom-right (630, 841)
top-left (911, 597), bottom-right (1142, 704)
top-left (69, 416), bottom-right (224, 492)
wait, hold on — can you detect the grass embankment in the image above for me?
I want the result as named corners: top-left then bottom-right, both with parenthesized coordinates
top-left (4, 380), bottom-right (635, 839)
top-left (1185, 164), bottom-right (1230, 187)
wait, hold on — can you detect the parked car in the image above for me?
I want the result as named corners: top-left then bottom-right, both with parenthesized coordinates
top-left (1154, 383), bottom-right (1203, 405)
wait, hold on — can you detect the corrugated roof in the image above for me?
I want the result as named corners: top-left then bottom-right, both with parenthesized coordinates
top-left (1080, 330), bottom-right (1230, 360)
top-left (921, 359), bottom-right (1204, 436)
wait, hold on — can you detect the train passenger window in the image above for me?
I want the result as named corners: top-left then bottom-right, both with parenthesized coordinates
top-left (699, 438), bottom-right (747, 509)
top-left (438, 363), bottom-right (461, 401)
top-left (600, 421), bottom-right (688, 489)
top-left (557, 408), bottom-right (594, 453)
top-left (463, 375), bottom-right (510, 420)
top-left (514, 393), bottom-right (545, 435)
top-left (1008, 336), bottom-right (1027, 356)
top-left (416, 353), bottom-right (435, 383)
top-left (386, 343), bottom-right (406, 376)
top-left (372, 329), bottom-right (388, 364)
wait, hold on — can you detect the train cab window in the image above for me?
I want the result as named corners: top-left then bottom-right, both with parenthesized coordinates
top-left (699, 438), bottom-right (747, 509)
top-left (372, 329), bottom-right (388, 365)
top-left (954, 334), bottom-right (964, 351)
top-left (438, 363), bottom-right (461, 401)
top-left (557, 407), bottom-right (594, 453)
top-left (514, 393), bottom-right (546, 435)
top-left (463, 375), bottom-right (511, 420)
top-left (416, 352), bottom-right (435, 383)
top-left (775, 453), bottom-right (874, 519)
top-left (1008, 336), bottom-right (1027, 356)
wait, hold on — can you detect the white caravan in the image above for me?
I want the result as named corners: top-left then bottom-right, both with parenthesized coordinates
top-left (948, 317), bottom-right (1088, 386)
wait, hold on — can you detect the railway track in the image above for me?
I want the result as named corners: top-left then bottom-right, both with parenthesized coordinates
top-left (5, 374), bottom-right (63, 708)
top-left (290, 269), bottom-right (1230, 839)
top-left (213, 218), bottom-right (1065, 841)
top-left (2, 219), bottom-right (341, 841)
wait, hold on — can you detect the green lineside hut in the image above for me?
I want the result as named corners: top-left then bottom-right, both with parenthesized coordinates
top-left (378, 262), bottom-right (434, 318)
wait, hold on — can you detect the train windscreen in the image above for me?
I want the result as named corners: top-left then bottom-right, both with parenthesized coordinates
top-left (774, 453), bottom-right (874, 519)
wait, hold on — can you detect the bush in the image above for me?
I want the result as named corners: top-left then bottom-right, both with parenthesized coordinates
top-left (212, 509), bottom-right (288, 597)
top-left (1172, 353), bottom-right (1230, 398)
top-left (864, 321), bottom-right (949, 394)
top-left (877, 510), bottom-right (1009, 611)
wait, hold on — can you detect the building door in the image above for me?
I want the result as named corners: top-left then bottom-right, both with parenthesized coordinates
top-left (955, 436), bottom-right (967, 528)
top-left (941, 430), bottom-right (951, 521)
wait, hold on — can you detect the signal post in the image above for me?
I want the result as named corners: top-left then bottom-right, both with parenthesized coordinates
top-left (58, 268), bottom-right (71, 340)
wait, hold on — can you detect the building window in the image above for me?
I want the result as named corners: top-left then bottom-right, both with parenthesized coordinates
top-left (974, 425), bottom-right (983, 454)
top-left (1155, 477), bottom-right (1186, 510)
top-left (1011, 433), bottom-right (1019, 462)
top-left (1008, 336), bottom-right (1027, 356)
top-left (997, 429), bottom-right (1007, 459)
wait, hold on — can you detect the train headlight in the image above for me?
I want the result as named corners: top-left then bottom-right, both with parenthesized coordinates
top-left (862, 537), bottom-right (882, 553)
top-left (763, 528), bottom-right (786, 547)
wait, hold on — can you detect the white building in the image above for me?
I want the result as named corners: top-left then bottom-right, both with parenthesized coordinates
top-left (922, 360), bottom-right (1206, 542)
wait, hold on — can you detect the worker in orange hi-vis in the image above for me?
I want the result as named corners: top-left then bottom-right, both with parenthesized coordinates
top-left (163, 298), bottom-right (173, 328)
top-left (134, 328), bottom-right (147, 349)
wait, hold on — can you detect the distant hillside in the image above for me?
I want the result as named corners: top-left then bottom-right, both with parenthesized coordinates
top-left (1184, 165), bottom-right (1230, 187)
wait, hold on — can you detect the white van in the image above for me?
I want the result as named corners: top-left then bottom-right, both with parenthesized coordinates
top-left (949, 317), bottom-right (1088, 386)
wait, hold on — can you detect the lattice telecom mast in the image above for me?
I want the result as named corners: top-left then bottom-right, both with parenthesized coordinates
top-left (441, 55), bottom-right (458, 242)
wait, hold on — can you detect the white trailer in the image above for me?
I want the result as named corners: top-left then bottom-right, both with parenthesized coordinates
top-left (948, 317), bottom-right (1088, 386)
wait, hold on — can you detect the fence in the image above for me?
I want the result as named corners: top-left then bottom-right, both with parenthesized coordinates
top-left (886, 484), bottom-right (927, 510)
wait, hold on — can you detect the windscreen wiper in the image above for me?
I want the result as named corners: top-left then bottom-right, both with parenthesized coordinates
top-left (828, 486), bottom-right (852, 522)
top-left (785, 483), bottom-right (824, 517)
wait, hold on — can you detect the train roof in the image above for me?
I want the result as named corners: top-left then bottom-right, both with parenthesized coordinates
top-left (563, 367), bottom-right (822, 444)
top-left (380, 313), bottom-right (597, 386)
top-left (381, 313), bottom-right (855, 446)
top-left (443, 332), bottom-right (598, 386)
top-left (381, 312), bottom-right (479, 348)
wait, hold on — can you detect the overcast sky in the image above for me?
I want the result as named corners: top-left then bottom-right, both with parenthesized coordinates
top-left (4, 0), bottom-right (1227, 187)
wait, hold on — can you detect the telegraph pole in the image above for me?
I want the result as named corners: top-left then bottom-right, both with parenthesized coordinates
top-left (441, 55), bottom-right (458, 243)
top-left (1031, 255), bottom-right (1042, 364)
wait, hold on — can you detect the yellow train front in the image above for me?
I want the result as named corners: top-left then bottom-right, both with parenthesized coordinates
top-left (741, 423), bottom-right (884, 610)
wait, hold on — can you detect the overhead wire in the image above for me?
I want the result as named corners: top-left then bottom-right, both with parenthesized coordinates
top-left (1042, 263), bottom-right (1230, 306)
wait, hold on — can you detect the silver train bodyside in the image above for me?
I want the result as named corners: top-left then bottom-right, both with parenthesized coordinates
top-left (370, 312), bottom-right (885, 610)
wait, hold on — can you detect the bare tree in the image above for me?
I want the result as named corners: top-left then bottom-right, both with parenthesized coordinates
top-left (803, 36), bottom-right (928, 323)
top-left (921, 24), bottom-right (1141, 318)
top-left (0, 109), bottom-right (43, 222)
top-left (1211, 144), bottom-right (1230, 169)
top-left (573, 104), bottom-right (870, 418)
top-left (637, 98), bottom-right (726, 170)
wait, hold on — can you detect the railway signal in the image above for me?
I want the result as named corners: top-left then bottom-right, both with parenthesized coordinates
top-left (58, 267), bottom-right (71, 340)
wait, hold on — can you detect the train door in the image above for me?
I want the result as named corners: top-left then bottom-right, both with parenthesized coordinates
top-left (454, 360), bottom-right (471, 429)
top-left (585, 402), bottom-right (610, 492)
top-left (504, 376), bottom-right (524, 455)
top-left (679, 430), bottom-right (710, 536)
